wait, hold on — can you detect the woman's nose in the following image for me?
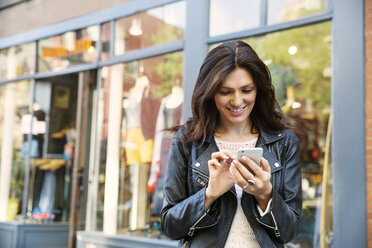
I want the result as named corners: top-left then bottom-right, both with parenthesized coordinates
top-left (231, 93), bottom-right (243, 106)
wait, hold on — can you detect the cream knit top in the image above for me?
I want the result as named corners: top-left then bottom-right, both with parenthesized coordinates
top-left (214, 137), bottom-right (261, 248)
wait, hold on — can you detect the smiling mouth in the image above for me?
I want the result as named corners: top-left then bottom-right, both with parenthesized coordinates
top-left (228, 106), bottom-right (246, 113)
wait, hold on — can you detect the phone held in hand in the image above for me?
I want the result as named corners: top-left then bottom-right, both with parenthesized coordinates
top-left (237, 147), bottom-right (263, 166)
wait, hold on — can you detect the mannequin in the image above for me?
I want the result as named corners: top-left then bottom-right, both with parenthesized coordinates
top-left (148, 85), bottom-right (183, 216)
top-left (125, 75), bottom-right (149, 132)
top-left (124, 75), bottom-right (153, 165)
top-left (123, 74), bottom-right (159, 230)
top-left (21, 102), bottom-right (46, 158)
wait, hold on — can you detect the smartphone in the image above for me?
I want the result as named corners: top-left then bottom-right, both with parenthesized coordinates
top-left (237, 147), bottom-right (263, 166)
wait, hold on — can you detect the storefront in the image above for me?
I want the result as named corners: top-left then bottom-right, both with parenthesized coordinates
top-left (0, 0), bottom-right (365, 247)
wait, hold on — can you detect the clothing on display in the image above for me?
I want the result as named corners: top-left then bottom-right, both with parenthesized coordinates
top-left (21, 107), bottom-right (46, 158)
top-left (122, 75), bottom-right (161, 230)
top-left (38, 170), bottom-right (56, 217)
top-left (125, 127), bottom-right (154, 164)
top-left (148, 86), bottom-right (183, 216)
top-left (124, 75), bottom-right (160, 165)
top-left (21, 139), bottom-right (39, 158)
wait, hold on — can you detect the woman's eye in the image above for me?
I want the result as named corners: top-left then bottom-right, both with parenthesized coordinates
top-left (242, 89), bottom-right (253, 93)
top-left (219, 91), bottom-right (230, 95)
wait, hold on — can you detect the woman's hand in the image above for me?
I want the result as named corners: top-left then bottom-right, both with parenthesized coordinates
top-left (205, 151), bottom-right (235, 209)
top-left (230, 157), bottom-right (273, 211)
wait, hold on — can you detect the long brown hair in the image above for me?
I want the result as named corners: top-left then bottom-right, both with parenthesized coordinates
top-left (175, 40), bottom-right (286, 145)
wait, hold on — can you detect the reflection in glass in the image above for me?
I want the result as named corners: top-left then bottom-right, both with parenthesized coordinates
top-left (267, 0), bottom-right (327, 25)
top-left (38, 26), bottom-right (99, 72)
top-left (8, 71), bottom-right (96, 227)
top-left (0, 43), bottom-right (36, 80)
top-left (0, 81), bottom-right (30, 221)
top-left (209, 0), bottom-right (261, 37)
top-left (24, 75), bottom-right (79, 223)
top-left (114, 1), bottom-right (185, 55)
top-left (240, 22), bottom-right (331, 247)
top-left (101, 22), bottom-right (111, 61)
top-left (91, 52), bottom-right (183, 238)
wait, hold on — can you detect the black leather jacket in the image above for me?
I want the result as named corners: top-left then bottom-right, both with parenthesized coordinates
top-left (161, 128), bottom-right (302, 248)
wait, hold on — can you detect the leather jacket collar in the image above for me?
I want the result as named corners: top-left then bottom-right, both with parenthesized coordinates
top-left (203, 129), bottom-right (284, 146)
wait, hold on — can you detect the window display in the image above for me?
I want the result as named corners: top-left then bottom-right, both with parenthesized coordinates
top-left (90, 52), bottom-right (183, 238)
top-left (13, 71), bottom-right (97, 228)
top-left (25, 75), bottom-right (79, 223)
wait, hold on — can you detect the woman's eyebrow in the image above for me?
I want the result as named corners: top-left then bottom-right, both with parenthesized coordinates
top-left (220, 83), bottom-right (255, 90)
top-left (241, 84), bottom-right (255, 88)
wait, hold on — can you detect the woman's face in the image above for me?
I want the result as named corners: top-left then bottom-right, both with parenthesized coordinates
top-left (214, 67), bottom-right (257, 128)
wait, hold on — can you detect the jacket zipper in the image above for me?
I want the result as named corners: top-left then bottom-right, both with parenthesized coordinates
top-left (192, 168), bottom-right (209, 180)
top-left (270, 211), bottom-right (280, 237)
top-left (189, 168), bottom-right (220, 236)
top-left (188, 211), bottom-right (207, 236)
top-left (192, 168), bottom-right (237, 197)
top-left (182, 241), bottom-right (189, 248)
top-left (270, 174), bottom-right (280, 236)
top-left (255, 211), bottom-right (280, 237)
top-left (189, 169), bottom-right (209, 236)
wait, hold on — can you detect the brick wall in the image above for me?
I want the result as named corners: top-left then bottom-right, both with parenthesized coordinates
top-left (366, 0), bottom-right (372, 247)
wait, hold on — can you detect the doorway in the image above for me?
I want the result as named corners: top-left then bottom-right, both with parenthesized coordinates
top-left (26, 70), bottom-right (97, 244)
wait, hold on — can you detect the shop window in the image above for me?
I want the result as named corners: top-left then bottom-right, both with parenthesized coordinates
top-left (114, 1), bottom-right (185, 55)
top-left (241, 21), bottom-right (332, 247)
top-left (209, 0), bottom-right (261, 37)
top-left (267, 0), bottom-right (328, 25)
top-left (10, 71), bottom-right (97, 226)
top-left (0, 80), bottom-right (31, 221)
top-left (0, 42), bottom-right (36, 80)
top-left (89, 51), bottom-right (183, 238)
top-left (101, 22), bottom-right (111, 62)
top-left (38, 26), bottom-right (99, 73)
top-left (209, 0), bottom-right (328, 37)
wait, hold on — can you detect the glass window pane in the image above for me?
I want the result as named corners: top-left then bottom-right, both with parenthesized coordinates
top-left (0, 43), bottom-right (36, 80)
top-left (92, 52), bottom-right (183, 237)
top-left (114, 1), bottom-right (186, 55)
top-left (1, 81), bottom-right (31, 221)
top-left (101, 22), bottom-right (111, 62)
top-left (20, 71), bottom-right (96, 225)
top-left (239, 22), bottom-right (331, 247)
top-left (268, 0), bottom-right (327, 25)
top-left (38, 26), bottom-right (99, 72)
top-left (209, 0), bottom-right (261, 37)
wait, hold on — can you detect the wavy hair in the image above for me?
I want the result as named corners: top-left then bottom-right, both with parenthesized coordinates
top-left (175, 40), bottom-right (286, 145)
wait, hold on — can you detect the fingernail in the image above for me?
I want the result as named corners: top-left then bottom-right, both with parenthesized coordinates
top-left (232, 160), bottom-right (238, 165)
top-left (229, 164), bottom-right (234, 174)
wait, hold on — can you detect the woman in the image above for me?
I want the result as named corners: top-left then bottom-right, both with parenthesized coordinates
top-left (161, 40), bottom-right (302, 248)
